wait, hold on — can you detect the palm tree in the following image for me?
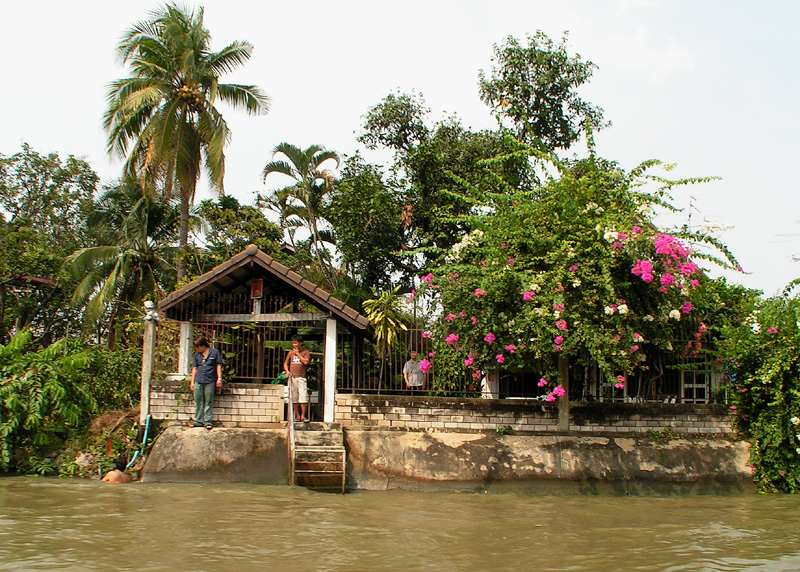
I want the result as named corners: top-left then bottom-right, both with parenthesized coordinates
top-left (262, 143), bottom-right (340, 286)
top-left (66, 177), bottom-right (179, 347)
top-left (104, 4), bottom-right (269, 280)
top-left (363, 286), bottom-right (408, 390)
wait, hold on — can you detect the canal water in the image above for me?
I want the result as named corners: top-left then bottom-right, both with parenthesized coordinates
top-left (2, 477), bottom-right (799, 571)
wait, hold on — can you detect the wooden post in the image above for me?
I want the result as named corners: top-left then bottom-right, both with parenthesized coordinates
top-left (323, 318), bottom-right (337, 422)
top-left (558, 355), bottom-right (570, 432)
top-left (140, 309), bottom-right (157, 426)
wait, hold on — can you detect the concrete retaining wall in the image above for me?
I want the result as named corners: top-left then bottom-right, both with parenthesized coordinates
top-left (343, 429), bottom-right (752, 491)
top-left (335, 395), bottom-right (735, 436)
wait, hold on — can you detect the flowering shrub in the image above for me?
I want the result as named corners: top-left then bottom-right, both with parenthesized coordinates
top-left (416, 139), bottom-right (739, 397)
top-left (718, 294), bottom-right (800, 493)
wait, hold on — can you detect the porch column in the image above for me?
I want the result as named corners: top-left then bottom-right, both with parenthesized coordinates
top-left (140, 304), bottom-right (158, 426)
top-left (324, 318), bottom-right (337, 422)
top-left (481, 368), bottom-right (499, 399)
top-left (178, 322), bottom-right (193, 376)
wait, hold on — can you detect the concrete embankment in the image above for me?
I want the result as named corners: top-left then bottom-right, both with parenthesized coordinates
top-left (142, 425), bottom-right (751, 490)
top-left (344, 429), bottom-right (752, 491)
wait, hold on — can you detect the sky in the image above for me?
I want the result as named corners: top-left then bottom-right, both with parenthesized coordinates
top-left (1, 0), bottom-right (798, 296)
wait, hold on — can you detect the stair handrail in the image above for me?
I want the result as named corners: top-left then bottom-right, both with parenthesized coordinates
top-left (287, 374), bottom-right (296, 486)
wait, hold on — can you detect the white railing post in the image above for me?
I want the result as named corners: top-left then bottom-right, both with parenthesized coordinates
top-left (140, 302), bottom-right (159, 426)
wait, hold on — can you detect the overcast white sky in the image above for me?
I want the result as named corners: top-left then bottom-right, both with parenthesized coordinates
top-left (2, 0), bottom-right (798, 295)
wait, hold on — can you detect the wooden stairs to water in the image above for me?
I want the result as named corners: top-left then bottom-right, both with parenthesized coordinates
top-left (291, 422), bottom-right (347, 494)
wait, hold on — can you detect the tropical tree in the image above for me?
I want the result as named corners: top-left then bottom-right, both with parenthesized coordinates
top-left (104, 3), bottom-right (270, 280)
top-left (363, 286), bottom-right (409, 388)
top-left (260, 143), bottom-right (340, 287)
top-left (66, 177), bottom-right (178, 347)
top-left (0, 143), bottom-right (98, 344)
top-left (479, 31), bottom-right (607, 150)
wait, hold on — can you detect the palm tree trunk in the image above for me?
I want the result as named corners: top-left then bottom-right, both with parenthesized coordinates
top-left (177, 193), bottom-right (190, 281)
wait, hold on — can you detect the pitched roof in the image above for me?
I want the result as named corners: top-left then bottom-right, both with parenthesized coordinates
top-left (159, 244), bottom-right (370, 331)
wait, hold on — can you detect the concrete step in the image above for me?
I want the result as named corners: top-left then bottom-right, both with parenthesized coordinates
top-left (295, 448), bottom-right (345, 463)
top-left (296, 471), bottom-right (346, 492)
top-left (295, 431), bottom-right (344, 447)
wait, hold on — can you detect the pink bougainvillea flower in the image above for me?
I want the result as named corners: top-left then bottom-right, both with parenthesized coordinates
top-left (420, 273), bottom-right (434, 284)
top-left (690, 279), bottom-right (700, 288)
top-left (767, 327), bottom-right (778, 334)
top-left (496, 354), bottom-right (505, 363)
top-left (505, 344), bottom-right (517, 353)
top-left (421, 331), bottom-right (431, 338)
top-left (658, 286), bottom-right (668, 294)
top-left (568, 265), bottom-right (579, 272)
top-left (553, 303), bottom-right (565, 311)
top-left (614, 382), bottom-right (625, 389)
top-left (484, 332), bottom-right (496, 344)
top-left (552, 385), bottom-right (566, 397)
top-left (737, 266), bottom-right (743, 272)
top-left (729, 405), bottom-right (737, 411)
top-left (419, 359), bottom-right (431, 373)
top-left (459, 312), bottom-right (466, 318)
top-left (500, 243), bottom-right (508, 248)
top-left (554, 335), bottom-right (564, 345)
top-left (464, 356), bottom-right (474, 367)
top-left (507, 257), bottom-right (515, 265)
top-left (445, 333), bottom-right (459, 345)
top-left (538, 378), bottom-right (548, 387)
top-left (553, 344), bottom-right (563, 352)
top-left (471, 317), bottom-right (478, 325)
top-left (612, 241), bottom-right (624, 251)
top-left (523, 290), bottom-right (536, 301)
top-left (428, 352), bottom-right (435, 358)
top-left (407, 290), bottom-right (415, 302)
top-left (617, 375), bottom-right (626, 382)
top-left (474, 288), bottom-right (487, 298)
top-left (546, 394), bottom-right (556, 402)
top-left (445, 313), bottom-right (456, 322)
top-left (556, 320), bottom-right (567, 331)
top-left (661, 273), bottom-right (675, 287)
top-left (681, 301), bottom-right (692, 314)
top-left (631, 226), bottom-right (642, 234)
top-left (629, 345), bottom-right (639, 353)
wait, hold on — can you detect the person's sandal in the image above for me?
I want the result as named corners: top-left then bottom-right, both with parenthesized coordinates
top-left (204, 424), bottom-right (213, 430)
top-left (302, 417), bottom-right (309, 423)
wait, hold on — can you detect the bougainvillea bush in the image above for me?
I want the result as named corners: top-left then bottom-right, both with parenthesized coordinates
top-left (416, 138), bottom-right (740, 400)
top-left (718, 294), bottom-right (800, 493)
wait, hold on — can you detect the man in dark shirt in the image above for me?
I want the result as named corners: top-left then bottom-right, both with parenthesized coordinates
top-left (189, 336), bottom-right (223, 430)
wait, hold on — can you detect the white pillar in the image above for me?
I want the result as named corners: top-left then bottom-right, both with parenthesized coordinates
top-left (178, 322), bottom-right (193, 376)
top-left (140, 312), bottom-right (157, 425)
top-left (323, 318), bottom-right (337, 422)
top-left (481, 368), bottom-right (500, 399)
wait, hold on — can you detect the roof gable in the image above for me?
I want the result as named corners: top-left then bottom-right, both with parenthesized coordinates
top-left (159, 244), bottom-right (370, 331)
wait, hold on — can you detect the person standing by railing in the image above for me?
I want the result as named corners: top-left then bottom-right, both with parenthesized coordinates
top-left (284, 335), bottom-right (311, 422)
top-left (403, 349), bottom-right (424, 393)
top-left (189, 336), bottom-right (223, 430)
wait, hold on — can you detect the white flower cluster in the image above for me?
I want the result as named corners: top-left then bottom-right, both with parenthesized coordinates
top-left (447, 229), bottom-right (484, 262)
top-left (669, 309), bottom-right (681, 321)
top-left (603, 229), bottom-right (619, 243)
top-left (791, 417), bottom-right (800, 426)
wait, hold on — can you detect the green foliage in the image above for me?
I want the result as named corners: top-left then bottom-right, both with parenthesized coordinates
top-left (363, 286), bottom-right (409, 354)
top-left (0, 330), bottom-right (95, 471)
top-left (421, 137), bottom-right (738, 397)
top-left (479, 31), bottom-right (607, 150)
top-left (197, 195), bottom-right (282, 265)
top-left (718, 295), bottom-right (800, 492)
top-left (105, 3), bottom-right (269, 279)
top-left (66, 177), bottom-right (178, 346)
top-left (0, 329), bottom-right (143, 473)
top-left (0, 143), bottom-right (98, 344)
top-left (260, 143), bottom-right (340, 288)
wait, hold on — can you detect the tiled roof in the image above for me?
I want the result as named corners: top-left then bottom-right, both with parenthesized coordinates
top-left (160, 244), bottom-right (370, 331)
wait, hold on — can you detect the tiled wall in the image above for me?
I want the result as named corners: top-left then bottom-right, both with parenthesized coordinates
top-left (149, 383), bottom-right (285, 426)
top-left (335, 395), bottom-right (735, 435)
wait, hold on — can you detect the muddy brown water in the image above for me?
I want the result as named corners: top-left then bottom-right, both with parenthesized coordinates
top-left (1, 476), bottom-right (799, 571)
